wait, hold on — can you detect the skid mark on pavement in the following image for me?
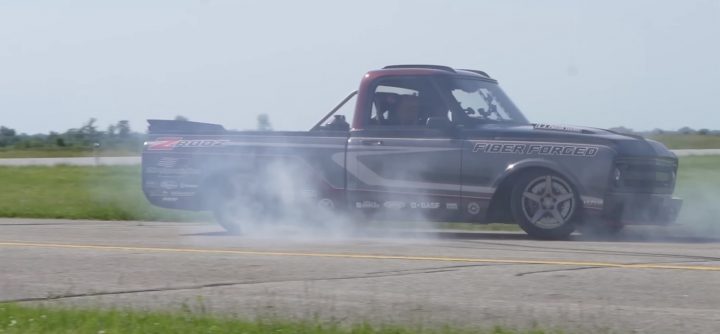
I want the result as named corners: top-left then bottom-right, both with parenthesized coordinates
top-left (1, 268), bottom-right (470, 304)
top-left (2, 241), bottom-right (720, 272)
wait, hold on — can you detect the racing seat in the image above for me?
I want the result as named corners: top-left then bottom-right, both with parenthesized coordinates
top-left (371, 92), bottom-right (399, 125)
top-left (387, 95), bottom-right (421, 126)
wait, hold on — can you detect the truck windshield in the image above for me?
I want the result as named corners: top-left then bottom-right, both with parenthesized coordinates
top-left (448, 78), bottom-right (529, 125)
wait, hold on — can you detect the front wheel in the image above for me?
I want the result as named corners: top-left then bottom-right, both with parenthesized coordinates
top-left (510, 171), bottom-right (579, 240)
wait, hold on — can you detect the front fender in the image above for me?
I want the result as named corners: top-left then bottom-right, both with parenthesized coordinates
top-left (491, 158), bottom-right (588, 197)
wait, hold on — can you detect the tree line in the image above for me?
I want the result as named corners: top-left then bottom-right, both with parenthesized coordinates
top-left (4, 116), bottom-right (709, 152)
top-left (0, 119), bottom-right (143, 152)
top-left (609, 126), bottom-right (720, 136)
top-left (0, 114), bottom-right (274, 152)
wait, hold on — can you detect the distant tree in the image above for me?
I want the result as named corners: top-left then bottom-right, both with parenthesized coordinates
top-left (698, 128), bottom-right (710, 135)
top-left (0, 126), bottom-right (16, 147)
top-left (0, 126), bottom-right (16, 137)
top-left (608, 126), bottom-right (634, 134)
top-left (116, 120), bottom-right (131, 138)
top-left (79, 118), bottom-right (99, 136)
top-left (678, 126), bottom-right (695, 135)
top-left (651, 128), bottom-right (665, 135)
top-left (174, 115), bottom-right (189, 121)
top-left (63, 118), bottom-right (99, 147)
top-left (257, 114), bottom-right (273, 131)
top-left (1, 119), bottom-right (145, 152)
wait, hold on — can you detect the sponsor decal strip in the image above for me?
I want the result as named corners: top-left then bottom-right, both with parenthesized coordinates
top-left (147, 138), bottom-right (345, 151)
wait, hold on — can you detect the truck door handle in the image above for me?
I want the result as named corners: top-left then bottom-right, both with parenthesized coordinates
top-left (361, 140), bottom-right (383, 146)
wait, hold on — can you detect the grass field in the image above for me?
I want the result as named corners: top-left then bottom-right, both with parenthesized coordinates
top-left (0, 156), bottom-right (717, 232)
top-left (0, 303), bottom-right (556, 334)
top-left (0, 165), bottom-right (207, 222)
top-left (0, 148), bottom-right (139, 158)
top-left (647, 134), bottom-right (720, 149)
top-left (671, 155), bottom-right (720, 233)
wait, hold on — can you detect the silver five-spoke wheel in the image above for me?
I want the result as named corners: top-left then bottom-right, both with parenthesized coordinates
top-left (521, 175), bottom-right (576, 229)
top-left (511, 171), bottom-right (578, 239)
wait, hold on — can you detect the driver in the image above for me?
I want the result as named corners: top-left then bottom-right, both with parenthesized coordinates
top-left (392, 95), bottom-right (421, 126)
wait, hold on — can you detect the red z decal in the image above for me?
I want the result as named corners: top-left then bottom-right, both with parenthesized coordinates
top-left (147, 137), bottom-right (182, 150)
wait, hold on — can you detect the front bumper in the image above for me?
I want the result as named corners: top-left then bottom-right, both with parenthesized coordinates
top-left (602, 193), bottom-right (682, 225)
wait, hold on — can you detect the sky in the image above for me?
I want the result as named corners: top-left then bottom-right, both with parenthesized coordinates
top-left (1, 0), bottom-right (719, 134)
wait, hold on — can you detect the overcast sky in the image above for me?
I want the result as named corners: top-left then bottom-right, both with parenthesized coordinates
top-left (1, 0), bottom-right (719, 134)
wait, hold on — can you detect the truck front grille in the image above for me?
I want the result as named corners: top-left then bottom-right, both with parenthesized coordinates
top-left (614, 158), bottom-right (677, 194)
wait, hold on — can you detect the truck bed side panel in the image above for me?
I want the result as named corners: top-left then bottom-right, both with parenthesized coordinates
top-left (142, 133), bottom-right (348, 210)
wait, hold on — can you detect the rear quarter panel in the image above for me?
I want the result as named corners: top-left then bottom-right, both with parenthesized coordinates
top-left (142, 133), bottom-right (348, 211)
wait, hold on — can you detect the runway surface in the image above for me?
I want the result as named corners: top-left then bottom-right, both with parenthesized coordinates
top-left (1, 219), bottom-right (719, 333)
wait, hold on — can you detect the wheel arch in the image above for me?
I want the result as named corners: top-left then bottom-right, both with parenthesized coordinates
top-left (485, 159), bottom-right (586, 222)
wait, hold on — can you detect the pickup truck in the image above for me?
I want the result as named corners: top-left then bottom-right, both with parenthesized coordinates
top-left (142, 64), bottom-right (682, 239)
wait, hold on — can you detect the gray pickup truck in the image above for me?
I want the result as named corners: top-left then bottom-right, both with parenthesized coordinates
top-left (142, 64), bottom-right (682, 239)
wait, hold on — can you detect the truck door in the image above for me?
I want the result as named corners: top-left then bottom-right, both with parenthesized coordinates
top-left (346, 79), bottom-right (462, 220)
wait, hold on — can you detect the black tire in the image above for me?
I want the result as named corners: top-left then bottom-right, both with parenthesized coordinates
top-left (510, 170), bottom-right (579, 240)
top-left (206, 174), bottom-right (270, 234)
top-left (213, 203), bottom-right (242, 234)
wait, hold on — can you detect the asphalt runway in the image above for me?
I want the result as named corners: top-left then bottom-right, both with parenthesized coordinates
top-left (1, 219), bottom-right (719, 333)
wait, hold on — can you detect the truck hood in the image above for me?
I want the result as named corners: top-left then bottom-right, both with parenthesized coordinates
top-left (464, 123), bottom-right (676, 159)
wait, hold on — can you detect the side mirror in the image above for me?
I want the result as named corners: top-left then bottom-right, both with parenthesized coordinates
top-left (426, 117), bottom-right (452, 130)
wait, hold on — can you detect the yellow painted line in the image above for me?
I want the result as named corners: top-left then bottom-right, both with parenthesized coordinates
top-left (1, 241), bottom-right (719, 272)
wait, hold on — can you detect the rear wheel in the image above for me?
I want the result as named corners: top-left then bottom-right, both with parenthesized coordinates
top-left (206, 175), bottom-right (271, 234)
top-left (510, 170), bottom-right (578, 239)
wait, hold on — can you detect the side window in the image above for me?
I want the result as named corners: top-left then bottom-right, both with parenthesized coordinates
top-left (370, 85), bottom-right (418, 126)
top-left (369, 83), bottom-right (451, 127)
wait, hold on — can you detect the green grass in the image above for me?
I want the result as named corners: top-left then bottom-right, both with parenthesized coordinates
top-left (0, 303), bottom-right (557, 334)
top-left (0, 165), bottom-right (526, 229)
top-left (648, 134), bottom-right (720, 149)
top-left (0, 156), bottom-right (717, 232)
top-left (0, 165), bottom-right (207, 222)
top-left (0, 148), bottom-right (139, 158)
top-left (672, 155), bottom-right (720, 233)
